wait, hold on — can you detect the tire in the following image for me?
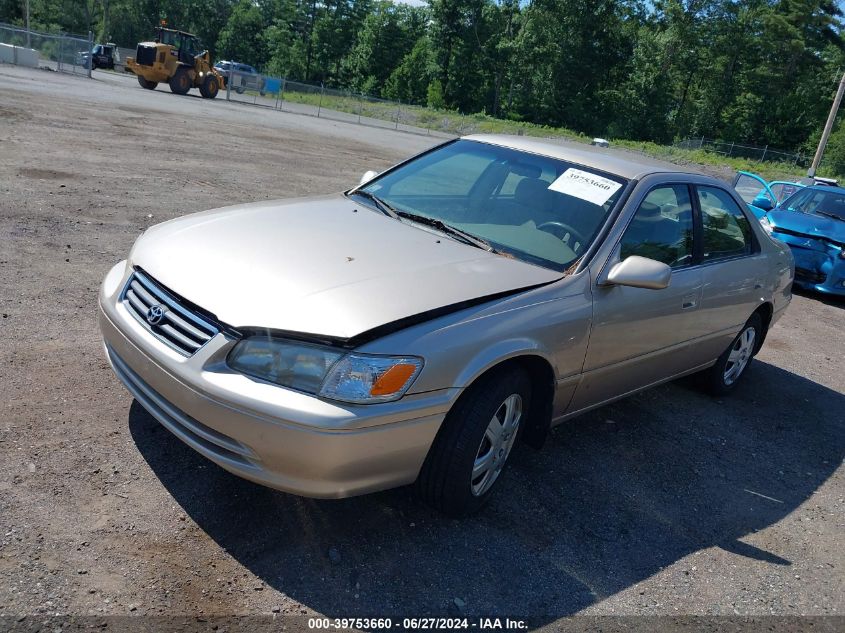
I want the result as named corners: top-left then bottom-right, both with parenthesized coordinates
top-left (416, 366), bottom-right (531, 517)
top-left (235, 86), bottom-right (246, 94)
top-left (137, 75), bottom-right (157, 90)
top-left (168, 68), bottom-right (191, 95)
top-left (702, 313), bottom-right (762, 396)
top-left (199, 75), bottom-right (219, 99)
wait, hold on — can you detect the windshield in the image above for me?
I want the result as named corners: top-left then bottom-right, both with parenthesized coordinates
top-left (356, 140), bottom-right (628, 271)
top-left (770, 182), bottom-right (803, 203)
top-left (783, 188), bottom-right (845, 221)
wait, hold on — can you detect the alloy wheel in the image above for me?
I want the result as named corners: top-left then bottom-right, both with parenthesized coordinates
top-left (471, 393), bottom-right (523, 496)
top-left (724, 326), bottom-right (756, 385)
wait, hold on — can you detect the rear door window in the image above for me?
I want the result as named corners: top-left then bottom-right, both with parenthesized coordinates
top-left (696, 186), bottom-right (754, 261)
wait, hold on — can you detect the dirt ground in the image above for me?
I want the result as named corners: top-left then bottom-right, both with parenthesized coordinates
top-left (0, 65), bottom-right (843, 626)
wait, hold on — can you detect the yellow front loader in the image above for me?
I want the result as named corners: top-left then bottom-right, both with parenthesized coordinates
top-left (125, 26), bottom-right (223, 99)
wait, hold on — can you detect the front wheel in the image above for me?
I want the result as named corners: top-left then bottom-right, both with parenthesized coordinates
top-left (416, 366), bottom-right (531, 517)
top-left (199, 75), bottom-right (219, 99)
top-left (137, 75), bottom-right (157, 90)
top-left (168, 68), bottom-right (191, 95)
top-left (702, 313), bottom-right (762, 396)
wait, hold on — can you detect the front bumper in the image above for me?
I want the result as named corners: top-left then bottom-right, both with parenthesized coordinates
top-left (98, 263), bottom-right (453, 498)
top-left (781, 239), bottom-right (845, 296)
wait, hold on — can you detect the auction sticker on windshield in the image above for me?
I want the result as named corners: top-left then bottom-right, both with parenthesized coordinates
top-left (548, 168), bottom-right (622, 205)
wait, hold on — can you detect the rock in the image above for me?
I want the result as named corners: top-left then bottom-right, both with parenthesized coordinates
top-left (272, 606), bottom-right (281, 613)
top-left (453, 597), bottom-right (466, 609)
top-left (328, 547), bottom-right (342, 564)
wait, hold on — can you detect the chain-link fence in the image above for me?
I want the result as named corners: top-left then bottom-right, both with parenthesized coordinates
top-left (0, 22), bottom-right (92, 77)
top-left (675, 137), bottom-right (810, 167)
top-left (218, 69), bottom-right (584, 139)
top-left (220, 71), bottom-right (453, 136)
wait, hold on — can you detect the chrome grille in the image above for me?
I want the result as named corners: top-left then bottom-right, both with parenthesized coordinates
top-left (121, 271), bottom-right (219, 356)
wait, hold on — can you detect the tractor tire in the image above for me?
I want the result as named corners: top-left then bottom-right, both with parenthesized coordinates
top-left (137, 76), bottom-right (157, 90)
top-left (199, 75), bottom-right (219, 99)
top-left (169, 68), bottom-right (191, 95)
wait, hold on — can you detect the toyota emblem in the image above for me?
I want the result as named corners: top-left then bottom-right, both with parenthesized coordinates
top-left (146, 304), bottom-right (166, 325)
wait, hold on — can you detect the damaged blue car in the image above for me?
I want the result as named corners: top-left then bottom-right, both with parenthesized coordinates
top-left (757, 185), bottom-right (845, 295)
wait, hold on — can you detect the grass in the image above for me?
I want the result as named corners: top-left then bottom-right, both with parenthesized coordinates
top-left (610, 139), bottom-right (810, 181)
top-left (243, 84), bottom-right (817, 182)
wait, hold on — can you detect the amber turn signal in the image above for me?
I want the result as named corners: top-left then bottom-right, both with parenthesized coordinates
top-left (370, 363), bottom-right (419, 396)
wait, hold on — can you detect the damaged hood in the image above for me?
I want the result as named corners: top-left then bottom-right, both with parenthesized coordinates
top-left (768, 209), bottom-right (845, 245)
top-left (129, 195), bottom-right (561, 339)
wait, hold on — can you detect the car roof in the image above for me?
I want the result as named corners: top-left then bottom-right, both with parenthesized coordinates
top-left (809, 184), bottom-right (845, 194)
top-left (463, 134), bottom-right (698, 180)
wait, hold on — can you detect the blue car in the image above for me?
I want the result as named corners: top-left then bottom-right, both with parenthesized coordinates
top-left (757, 185), bottom-right (845, 295)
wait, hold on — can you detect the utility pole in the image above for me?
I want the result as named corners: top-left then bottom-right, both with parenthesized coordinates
top-left (25, 0), bottom-right (31, 48)
top-left (808, 70), bottom-right (845, 178)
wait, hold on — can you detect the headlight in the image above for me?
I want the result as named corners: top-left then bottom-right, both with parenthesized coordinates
top-left (227, 337), bottom-right (422, 404)
top-left (228, 338), bottom-right (343, 392)
top-left (759, 216), bottom-right (774, 234)
top-left (320, 354), bottom-right (423, 403)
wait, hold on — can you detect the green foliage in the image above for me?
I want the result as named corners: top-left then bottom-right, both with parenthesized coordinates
top-left (384, 36), bottom-right (435, 104)
top-left (426, 79), bottom-right (447, 110)
top-left (819, 123), bottom-right (845, 178)
top-left (217, 0), bottom-right (266, 65)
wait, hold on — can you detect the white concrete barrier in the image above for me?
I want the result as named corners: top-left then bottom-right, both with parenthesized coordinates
top-left (0, 43), bottom-right (14, 64)
top-left (15, 46), bottom-right (38, 67)
top-left (0, 43), bottom-right (39, 68)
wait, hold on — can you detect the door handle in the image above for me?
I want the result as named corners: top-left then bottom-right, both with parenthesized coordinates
top-left (682, 293), bottom-right (698, 309)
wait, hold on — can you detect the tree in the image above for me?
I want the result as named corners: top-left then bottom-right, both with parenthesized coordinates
top-left (342, 0), bottom-right (426, 96)
top-left (216, 0), bottom-right (266, 65)
top-left (384, 35), bottom-right (436, 104)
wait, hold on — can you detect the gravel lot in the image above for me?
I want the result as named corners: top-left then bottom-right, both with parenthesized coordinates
top-left (0, 65), bottom-right (843, 626)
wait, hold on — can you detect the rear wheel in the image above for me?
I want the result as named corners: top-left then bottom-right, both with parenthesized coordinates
top-left (235, 85), bottom-right (246, 94)
top-left (199, 75), bottom-right (219, 99)
top-left (702, 313), bottom-right (762, 396)
top-left (168, 68), bottom-right (191, 95)
top-left (137, 75), bottom-right (157, 90)
top-left (416, 366), bottom-right (531, 517)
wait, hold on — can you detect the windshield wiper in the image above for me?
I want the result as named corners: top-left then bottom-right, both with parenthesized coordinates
top-left (814, 210), bottom-right (845, 223)
top-left (396, 211), bottom-right (495, 252)
top-left (350, 191), bottom-right (494, 252)
top-left (351, 190), bottom-right (399, 219)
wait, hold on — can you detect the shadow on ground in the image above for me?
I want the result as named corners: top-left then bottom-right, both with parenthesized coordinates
top-left (128, 361), bottom-right (844, 621)
top-left (792, 286), bottom-right (845, 309)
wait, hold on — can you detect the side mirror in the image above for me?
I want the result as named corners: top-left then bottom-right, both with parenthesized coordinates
top-left (752, 195), bottom-right (774, 211)
top-left (607, 256), bottom-right (671, 290)
top-left (359, 170), bottom-right (379, 186)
